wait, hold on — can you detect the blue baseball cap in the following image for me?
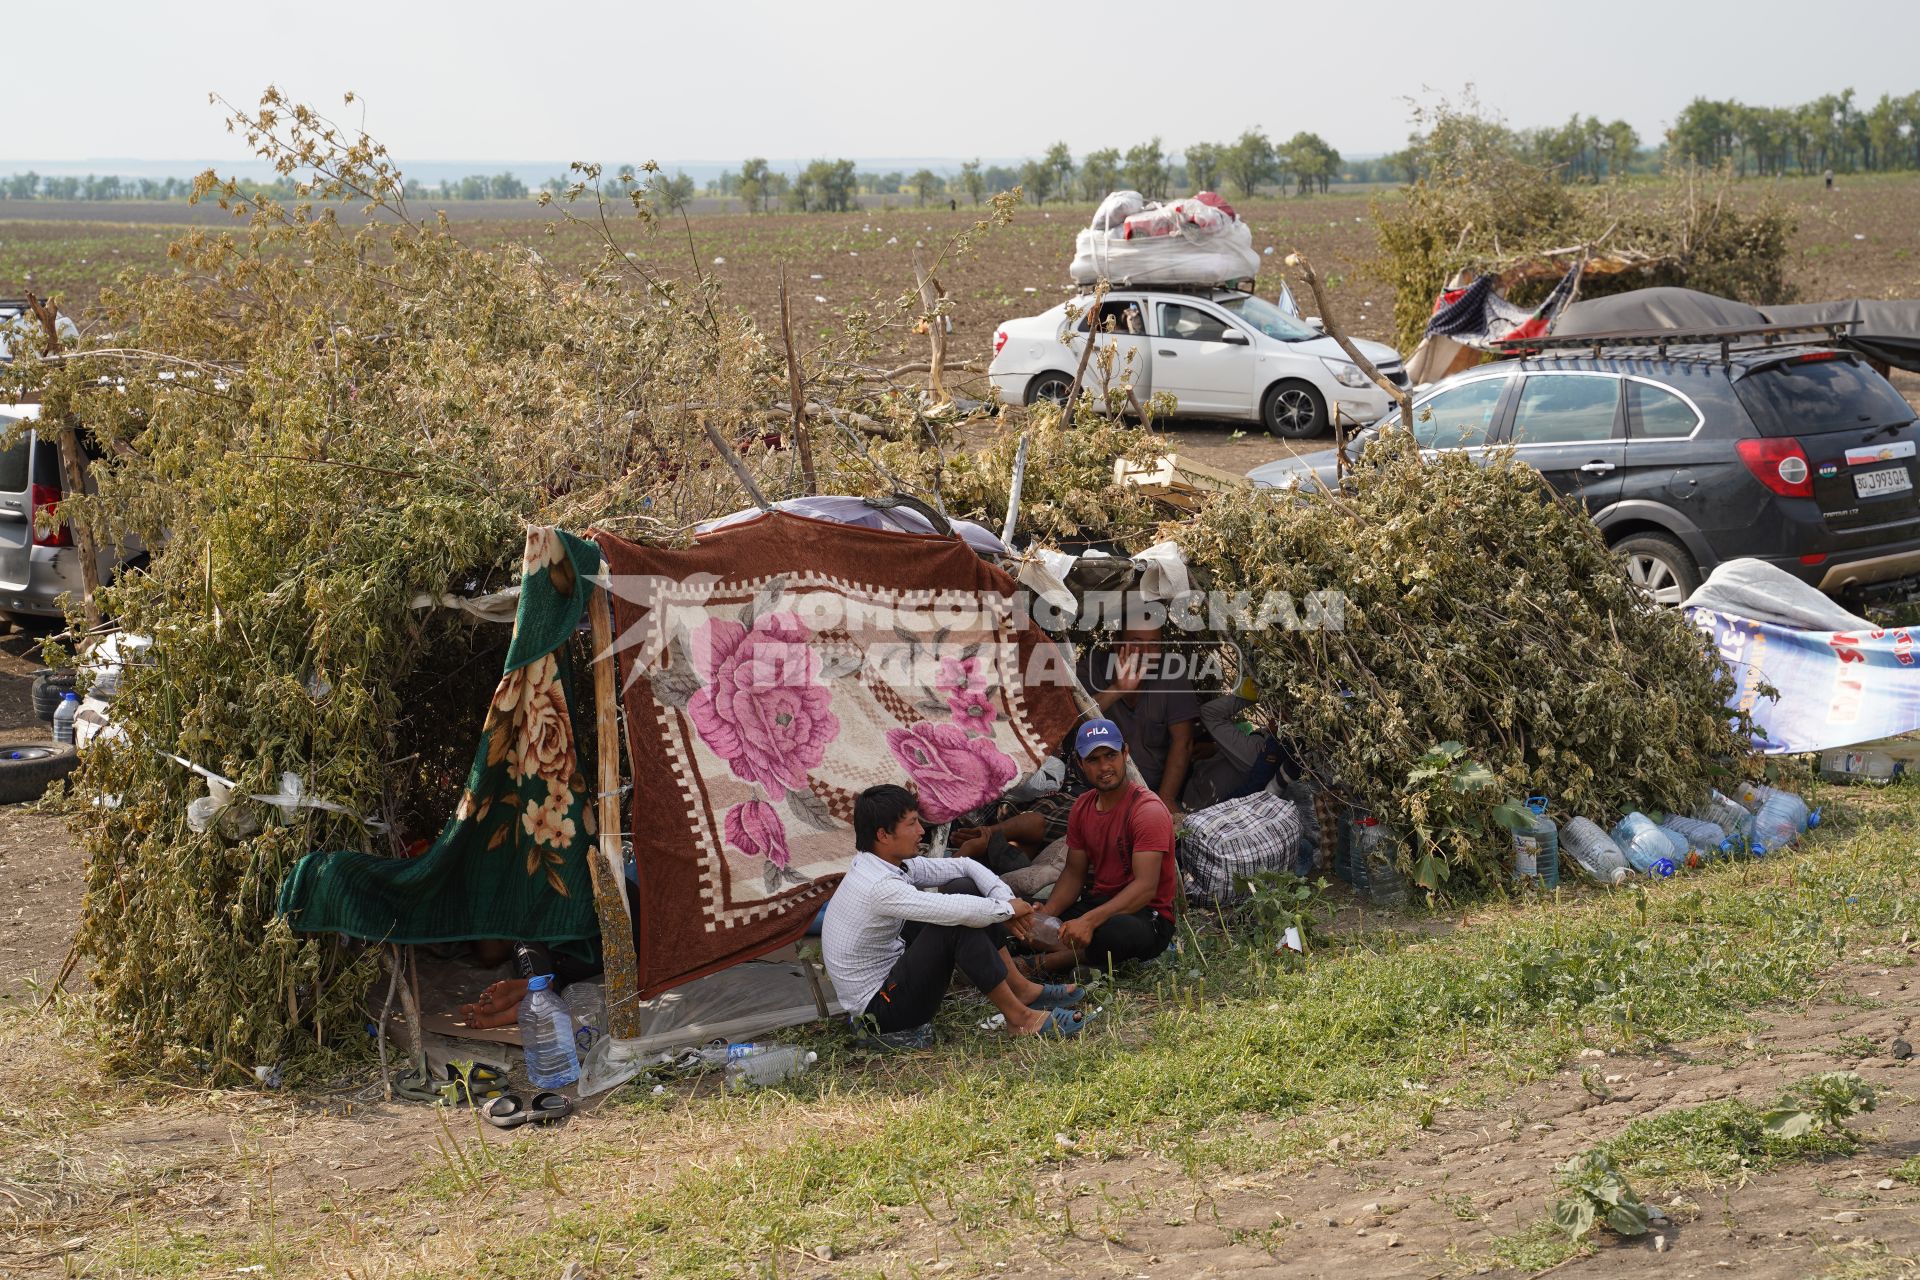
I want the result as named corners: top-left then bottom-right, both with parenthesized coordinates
top-left (1074, 718), bottom-right (1125, 758)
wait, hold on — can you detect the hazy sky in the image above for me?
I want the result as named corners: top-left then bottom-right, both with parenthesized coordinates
top-left (11, 0), bottom-right (1920, 166)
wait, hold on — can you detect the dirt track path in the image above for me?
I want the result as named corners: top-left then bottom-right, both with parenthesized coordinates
top-left (972, 963), bottom-right (1920, 1279)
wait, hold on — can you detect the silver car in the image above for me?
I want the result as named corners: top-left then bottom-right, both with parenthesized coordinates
top-left (0, 401), bottom-right (138, 622)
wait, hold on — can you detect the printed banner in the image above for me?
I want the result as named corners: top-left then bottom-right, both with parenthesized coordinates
top-left (1688, 607), bottom-right (1920, 754)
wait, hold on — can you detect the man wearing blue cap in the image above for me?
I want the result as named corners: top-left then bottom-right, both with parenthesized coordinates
top-left (1030, 718), bottom-right (1178, 975)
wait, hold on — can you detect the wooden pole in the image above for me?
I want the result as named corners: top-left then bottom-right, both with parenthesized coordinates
top-left (913, 253), bottom-right (948, 404)
top-left (778, 267), bottom-right (818, 495)
top-left (1060, 283), bottom-right (1108, 421)
top-left (1284, 254), bottom-right (1413, 433)
top-left (701, 419), bottom-right (773, 511)
top-left (1000, 432), bottom-right (1031, 547)
top-left (588, 583), bottom-right (643, 1040)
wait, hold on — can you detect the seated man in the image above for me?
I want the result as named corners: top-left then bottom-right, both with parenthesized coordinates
top-left (1079, 624), bottom-right (1199, 815)
top-left (823, 785), bottom-right (1090, 1041)
top-left (1032, 719), bottom-right (1178, 975)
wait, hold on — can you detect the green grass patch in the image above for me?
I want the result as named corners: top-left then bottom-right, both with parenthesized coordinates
top-left (447, 794), bottom-right (1920, 1278)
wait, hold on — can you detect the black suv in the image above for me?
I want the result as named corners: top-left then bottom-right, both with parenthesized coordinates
top-left (1245, 337), bottom-right (1920, 606)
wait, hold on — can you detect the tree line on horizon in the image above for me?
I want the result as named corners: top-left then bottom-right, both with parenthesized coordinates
top-left (7, 86), bottom-right (1917, 208)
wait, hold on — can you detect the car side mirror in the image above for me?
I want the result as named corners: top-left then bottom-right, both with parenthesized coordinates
top-left (1305, 316), bottom-right (1325, 331)
top-left (1221, 329), bottom-right (1250, 345)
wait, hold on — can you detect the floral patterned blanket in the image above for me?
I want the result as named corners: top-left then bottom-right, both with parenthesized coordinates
top-left (594, 514), bottom-right (1081, 997)
top-left (276, 528), bottom-right (603, 956)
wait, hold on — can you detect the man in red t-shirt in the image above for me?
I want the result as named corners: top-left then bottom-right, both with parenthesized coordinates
top-left (1032, 718), bottom-right (1178, 975)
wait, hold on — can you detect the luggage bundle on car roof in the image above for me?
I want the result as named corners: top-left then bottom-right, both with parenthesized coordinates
top-left (1069, 190), bottom-right (1260, 287)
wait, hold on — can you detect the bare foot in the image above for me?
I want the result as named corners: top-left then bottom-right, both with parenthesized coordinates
top-left (1005, 1007), bottom-right (1052, 1036)
top-left (459, 977), bottom-right (528, 1028)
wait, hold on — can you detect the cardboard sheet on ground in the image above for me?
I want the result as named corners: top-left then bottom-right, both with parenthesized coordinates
top-left (1686, 560), bottom-right (1920, 754)
top-left (594, 515), bottom-right (1082, 998)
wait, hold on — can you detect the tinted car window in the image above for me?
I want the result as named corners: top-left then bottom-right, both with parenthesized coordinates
top-left (1159, 303), bottom-right (1233, 343)
top-left (1629, 381), bottom-right (1701, 438)
top-left (1510, 375), bottom-right (1619, 444)
top-left (0, 417), bottom-right (27, 493)
top-left (1413, 379), bottom-right (1505, 449)
top-left (1734, 356), bottom-right (1916, 437)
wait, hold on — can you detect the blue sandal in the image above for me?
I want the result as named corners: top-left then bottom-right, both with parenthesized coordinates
top-left (1029, 982), bottom-right (1087, 1011)
top-left (1035, 1006), bottom-right (1096, 1039)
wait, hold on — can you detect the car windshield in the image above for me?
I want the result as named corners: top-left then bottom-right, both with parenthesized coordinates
top-left (1218, 294), bottom-right (1318, 341)
top-left (1734, 355), bottom-right (1916, 437)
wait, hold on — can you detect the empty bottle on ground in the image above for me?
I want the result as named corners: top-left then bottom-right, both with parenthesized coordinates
top-left (518, 973), bottom-right (581, 1089)
top-left (1750, 792), bottom-right (1802, 853)
top-left (52, 692), bottom-right (78, 746)
top-left (1283, 779), bottom-right (1320, 876)
top-left (1512, 796), bottom-right (1561, 889)
top-left (1737, 782), bottom-right (1818, 833)
top-left (1610, 813), bottom-right (1679, 877)
top-left (1691, 791), bottom-right (1754, 851)
top-left (1560, 817), bottom-right (1630, 885)
top-left (1818, 750), bottom-right (1905, 785)
top-left (726, 1045), bottom-right (817, 1089)
top-left (1350, 816), bottom-right (1408, 908)
top-left (1660, 815), bottom-right (1730, 864)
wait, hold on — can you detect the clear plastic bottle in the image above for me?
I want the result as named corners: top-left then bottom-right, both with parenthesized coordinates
top-left (1751, 792), bottom-right (1802, 852)
top-left (1512, 796), bottom-right (1561, 889)
top-left (1738, 782), bottom-right (1818, 833)
top-left (1611, 813), bottom-right (1679, 878)
top-left (1028, 913), bottom-right (1063, 948)
top-left (725, 1045), bottom-right (817, 1090)
top-left (1819, 750), bottom-right (1905, 785)
top-left (517, 973), bottom-right (580, 1089)
top-left (1691, 791), bottom-right (1754, 852)
top-left (1560, 817), bottom-right (1631, 885)
top-left (1659, 815), bottom-right (1730, 865)
top-left (52, 691), bottom-right (79, 746)
top-left (1351, 816), bottom-right (1407, 907)
top-left (1282, 779), bottom-right (1320, 876)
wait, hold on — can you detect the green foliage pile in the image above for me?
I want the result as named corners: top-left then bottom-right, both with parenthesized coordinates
top-left (1373, 100), bottom-right (1796, 352)
top-left (1180, 433), bottom-right (1755, 897)
top-left (5, 91), bottom-right (1013, 1078)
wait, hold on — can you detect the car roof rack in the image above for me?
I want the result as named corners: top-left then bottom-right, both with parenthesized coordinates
top-left (1489, 320), bottom-right (1860, 365)
top-left (1071, 279), bottom-right (1256, 298)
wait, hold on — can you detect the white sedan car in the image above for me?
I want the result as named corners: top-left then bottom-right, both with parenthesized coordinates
top-left (987, 287), bottom-right (1407, 438)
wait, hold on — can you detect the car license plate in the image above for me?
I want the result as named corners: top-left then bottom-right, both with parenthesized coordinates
top-left (1854, 467), bottom-right (1914, 499)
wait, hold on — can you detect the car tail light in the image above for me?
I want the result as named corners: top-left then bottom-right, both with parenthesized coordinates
top-left (1736, 438), bottom-right (1814, 499)
top-left (28, 482), bottom-right (70, 548)
top-left (993, 328), bottom-right (1009, 355)
top-left (1792, 351), bottom-right (1843, 364)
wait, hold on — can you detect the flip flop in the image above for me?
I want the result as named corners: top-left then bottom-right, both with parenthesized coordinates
top-left (526, 1091), bottom-right (573, 1125)
top-left (443, 1060), bottom-right (510, 1104)
top-left (481, 1093), bottom-right (533, 1130)
top-left (390, 1066), bottom-right (446, 1104)
top-left (1031, 1005), bottom-right (1098, 1039)
top-left (1028, 982), bottom-right (1087, 1011)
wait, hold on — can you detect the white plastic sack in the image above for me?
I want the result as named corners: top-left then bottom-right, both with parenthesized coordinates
top-left (1090, 190), bottom-right (1146, 234)
top-left (1071, 219), bottom-right (1259, 286)
top-left (1683, 558), bottom-right (1873, 632)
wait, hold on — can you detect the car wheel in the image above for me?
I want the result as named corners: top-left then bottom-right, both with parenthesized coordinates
top-left (1262, 380), bottom-right (1328, 439)
top-left (1613, 533), bottom-right (1701, 606)
top-left (0, 744), bottom-right (78, 805)
top-left (1024, 371), bottom-right (1075, 407)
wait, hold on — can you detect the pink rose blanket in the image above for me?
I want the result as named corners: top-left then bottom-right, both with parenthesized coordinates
top-left (594, 514), bottom-right (1081, 997)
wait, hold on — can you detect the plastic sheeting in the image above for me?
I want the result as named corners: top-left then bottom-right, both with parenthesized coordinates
top-left (1683, 558), bottom-right (1873, 633)
top-left (1071, 217), bottom-right (1258, 286)
top-left (699, 495), bottom-right (1007, 555)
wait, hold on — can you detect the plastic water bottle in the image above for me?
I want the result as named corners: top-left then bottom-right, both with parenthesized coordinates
top-left (1659, 815), bottom-right (1730, 864)
top-left (1819, 750), bottom-right (1904, 785)
top-left (1611, 813), bottom-right (1679, 877)
top-left (52, 692), bottom-right (78, 746)
top-left (1692, 791), bottom-right (1754, 851)
top-left (1350, 816), bottom-right (1408, 907)
top-left (517, 974), bottom-right (580, 1089)
top-left (1283, 779), bottom-right (1320, 875)
top-left (1751, 792), bottom-right (1802, 852)
top-left (1512, 796), bottom-right (1560, 889)
top-left (725, 1045), bottom-right (817, 1090)
top-left (1560, 817), bottom-right (1630, 885)
top-left (1028, 913), bottom-right (1063, 948)
top-left (1738, 783), bottom-right (1817, 833)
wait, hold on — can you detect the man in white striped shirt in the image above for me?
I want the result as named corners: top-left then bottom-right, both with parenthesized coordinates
top-left (824, 785), bottom-right (1092, 1041)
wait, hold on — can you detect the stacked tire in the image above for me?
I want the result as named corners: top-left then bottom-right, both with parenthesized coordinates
top-left (31, 668), bottom-right (76, 723)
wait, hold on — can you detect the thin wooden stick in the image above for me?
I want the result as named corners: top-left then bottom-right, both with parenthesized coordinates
top-left (1284, 254), bottom-right (1412, 432)
top-left (778, 268), bottom-right (818, 494)
top-left (1001, 432), bottom-right (1031, 546)
top-left (700, 419), bottom-right (772, 511)
top-left (1061, 283), bottom-right (1109, 420)
top-left (588, 584), bottom-right (643, 1039)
